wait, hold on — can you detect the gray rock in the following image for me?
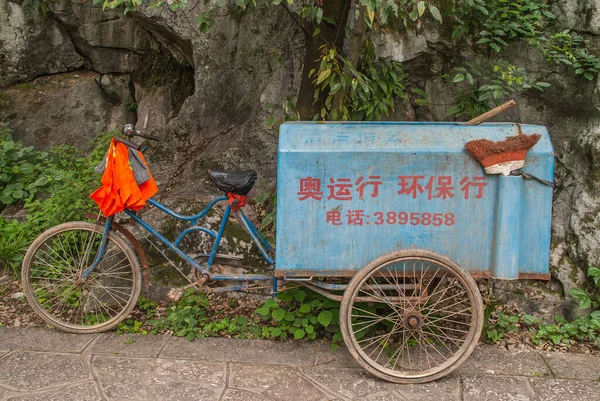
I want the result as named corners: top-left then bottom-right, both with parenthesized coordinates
top-left (0, 351), bottom-right (90, 391)
top-left (0, 0), bottom-right (83, 87)
top-left (3, 0), bottom-right (600, 309)
top-left (463, 376), bottom-right (537, 401)
top-left (530, 378), bottom-right (600, 401)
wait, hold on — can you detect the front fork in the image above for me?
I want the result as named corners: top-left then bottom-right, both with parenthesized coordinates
top-left (75, 215), bottom-right (114, 285)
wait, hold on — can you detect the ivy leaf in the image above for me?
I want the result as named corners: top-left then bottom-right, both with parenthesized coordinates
top-left (186, 331), bottom-right (195, 341)
top-left (315, 7), bottom-right (323, 24)
top-left (316, 69), bottom-right (331, 84)
top-left (453, 74), bottom-right (465, 83)
top-left (256, 306), bottom-right (270, 317)
top-left (428, 5), bottom-right (442, 22)
top-left (299, 303), bottom-right (311, 313)
top-left (446, 104), bottom-right (462, 116)
top-left (417, 0), bottom-right (426, 17)
top-left (272, 308), bottom-right (285, 321)
top-left (277, 291), bottom-right (293, 302)
top-left (569, 288), bottom-right (591, 309)
top-left (294, 329), bottom-right (306, 339)
top-left (264, 298), bottom-right (278, 308)
top-left (293, 290), bottom-right (306, 302)
top-left (588, 266), bottom-right (600, 285)
top-left (317, 310), bottom-right (333, 327)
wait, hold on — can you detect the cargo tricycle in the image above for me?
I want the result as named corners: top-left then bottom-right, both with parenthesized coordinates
top-left (21, 120), bottom-right (554, 383)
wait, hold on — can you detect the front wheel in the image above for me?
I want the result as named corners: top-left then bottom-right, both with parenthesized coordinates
top-left (340, 249), bottom-right (483, 384)
top-left (22, 221), bottom-right (141, 333)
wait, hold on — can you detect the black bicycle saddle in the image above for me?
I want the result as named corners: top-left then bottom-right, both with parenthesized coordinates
top-left (208, 170), bottom-right (257, 195)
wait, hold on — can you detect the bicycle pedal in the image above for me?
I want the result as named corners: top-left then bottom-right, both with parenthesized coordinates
top-left (167, 288), bottom-right (183, 302)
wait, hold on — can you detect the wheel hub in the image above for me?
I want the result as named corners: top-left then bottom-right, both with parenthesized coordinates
top-left (402, 309), bottom-right (423, 330)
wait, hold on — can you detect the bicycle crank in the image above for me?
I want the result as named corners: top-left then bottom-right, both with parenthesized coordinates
top-left (167, 275), bottom-right (209, 302)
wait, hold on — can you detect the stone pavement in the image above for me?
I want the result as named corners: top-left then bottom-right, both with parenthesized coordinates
top-left (0, 328), bottom-right (598, 401)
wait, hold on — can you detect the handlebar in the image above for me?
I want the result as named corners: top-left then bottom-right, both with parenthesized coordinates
top-left (123, 124), bottom-right (160, 142)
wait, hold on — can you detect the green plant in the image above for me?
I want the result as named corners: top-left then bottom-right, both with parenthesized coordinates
top-left (21, 0), bottom-right (55, 19)
top-left (0, 127), bottom-right (116, 276)
top-left (538, 31), bottom-right (600, 81)
top-left (530, 267), bottom-right (600, 348)
top-left (148, 290), bottom-right (211, 341)
top-left (453, 0), bottom-right (553, 53)
top-left (0, 127), bottom-right (50, 206)
top-left (452, 0), bottom-right (600, 81)
top-left (266, 97), bottom-right (300, 129)
top-left (255, 190), bottom-right (277, 239)
top-left (448, 60), bottom-right (550, 117)
top-left (482, 301), bottom-right (521, 344)
top-left (115, 296), bottom-right (159, 335)
top-left (126, 101), bottom-right (138, 112)
top-left (255, 287), bottom-right (342, 348)
top-left (310, 40), bottom-right (407, 121)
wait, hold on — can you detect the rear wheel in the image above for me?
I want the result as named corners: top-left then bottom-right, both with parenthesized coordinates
top-left (340, 249), bottom-right (483, 383)
top-left (22, 221), bottom-right (141, 333)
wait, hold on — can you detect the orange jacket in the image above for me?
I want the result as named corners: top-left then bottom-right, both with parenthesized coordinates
top-left (90, 138), bottom-right (158, 216)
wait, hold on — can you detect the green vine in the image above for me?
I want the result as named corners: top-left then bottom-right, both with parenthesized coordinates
top-left (310, 40), bottom-right (408, 121)
top-left (448, 60), bottom-right (549, 117)
top-left (0, 126), bottom-right (115, 276)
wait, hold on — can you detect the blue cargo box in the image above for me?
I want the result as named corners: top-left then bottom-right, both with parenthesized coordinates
top-left (275, 122), bottom-right (554, 280)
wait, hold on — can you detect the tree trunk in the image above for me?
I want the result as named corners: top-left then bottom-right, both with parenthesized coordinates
top-left (296, 0), bottom-right (350, 120)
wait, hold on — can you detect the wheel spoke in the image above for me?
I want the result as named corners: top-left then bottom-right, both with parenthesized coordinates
top-left (340, 251), bottom-right (483, 383)
top-left (23, 223), bottom-right (140, 333)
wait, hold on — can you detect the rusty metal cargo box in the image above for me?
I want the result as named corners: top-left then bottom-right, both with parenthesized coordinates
top-left (275, 122), bottom-right (554, 279)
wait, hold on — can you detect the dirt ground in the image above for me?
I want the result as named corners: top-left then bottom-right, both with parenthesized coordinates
top-left (1, 272), bottom-right (597, 355)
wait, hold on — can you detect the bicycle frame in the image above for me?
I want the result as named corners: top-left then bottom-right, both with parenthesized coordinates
top-left (83, 196), bottom-right (276, 286)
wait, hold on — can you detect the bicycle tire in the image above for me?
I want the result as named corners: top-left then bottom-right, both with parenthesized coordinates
top-left (340, 249), bottom-right (483, 383)
top-left (22, 221), bottom-right (141, 334)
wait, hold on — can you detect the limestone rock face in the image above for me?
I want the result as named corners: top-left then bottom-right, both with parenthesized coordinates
top-left (1, 0), bottom-right (599, 304)
top-left (0, 0), bottom-right (84, 87)
top-left (0, 71), bottom-right (132, 148)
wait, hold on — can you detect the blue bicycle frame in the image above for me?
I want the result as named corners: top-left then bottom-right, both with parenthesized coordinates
top-left (83, 196), bottom-right (276, 290)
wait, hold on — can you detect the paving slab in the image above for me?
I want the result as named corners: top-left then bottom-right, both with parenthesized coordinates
top-left (92, 356), bottom-right (226, 401)
top-left (0, 352), bottom-right (8, 359)
top-left (531, 378), bottom-right (600, 401)
top-left (85, 333), bottom-right (169, 358)
top-left (541, 352), bottom-right (600, 381)
top-left (0, 351), bottom-right (90, 392)
top-left (159, 336), bottom-right (317, 366)
top-left (394, 374), bottom-right (461, 401)
top-left (229, 363), bottom-right (328, 401)
top-left (313, 343), bottom-right (362, 369)
top-left (0, 328), bottom-right (97, 353)
top-left (221, 388), bottom-right (270, 400)
top-left (0, 384), bottom-right (12, 400)
top-left (4, 381), bottom-right (101, 401)
top-left (457, 345), bottom-right (550, 377)
top-left (301, 365), bottom-right (401, 400)
top-left (463, 375), bottom-right (537, 401)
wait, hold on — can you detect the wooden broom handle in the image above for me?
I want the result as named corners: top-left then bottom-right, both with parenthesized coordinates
top-left (464, 99), bottom-right (516, 126)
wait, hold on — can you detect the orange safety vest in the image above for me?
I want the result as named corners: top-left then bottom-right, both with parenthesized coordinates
top-left (90, 138), bottom-right (158, 216)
